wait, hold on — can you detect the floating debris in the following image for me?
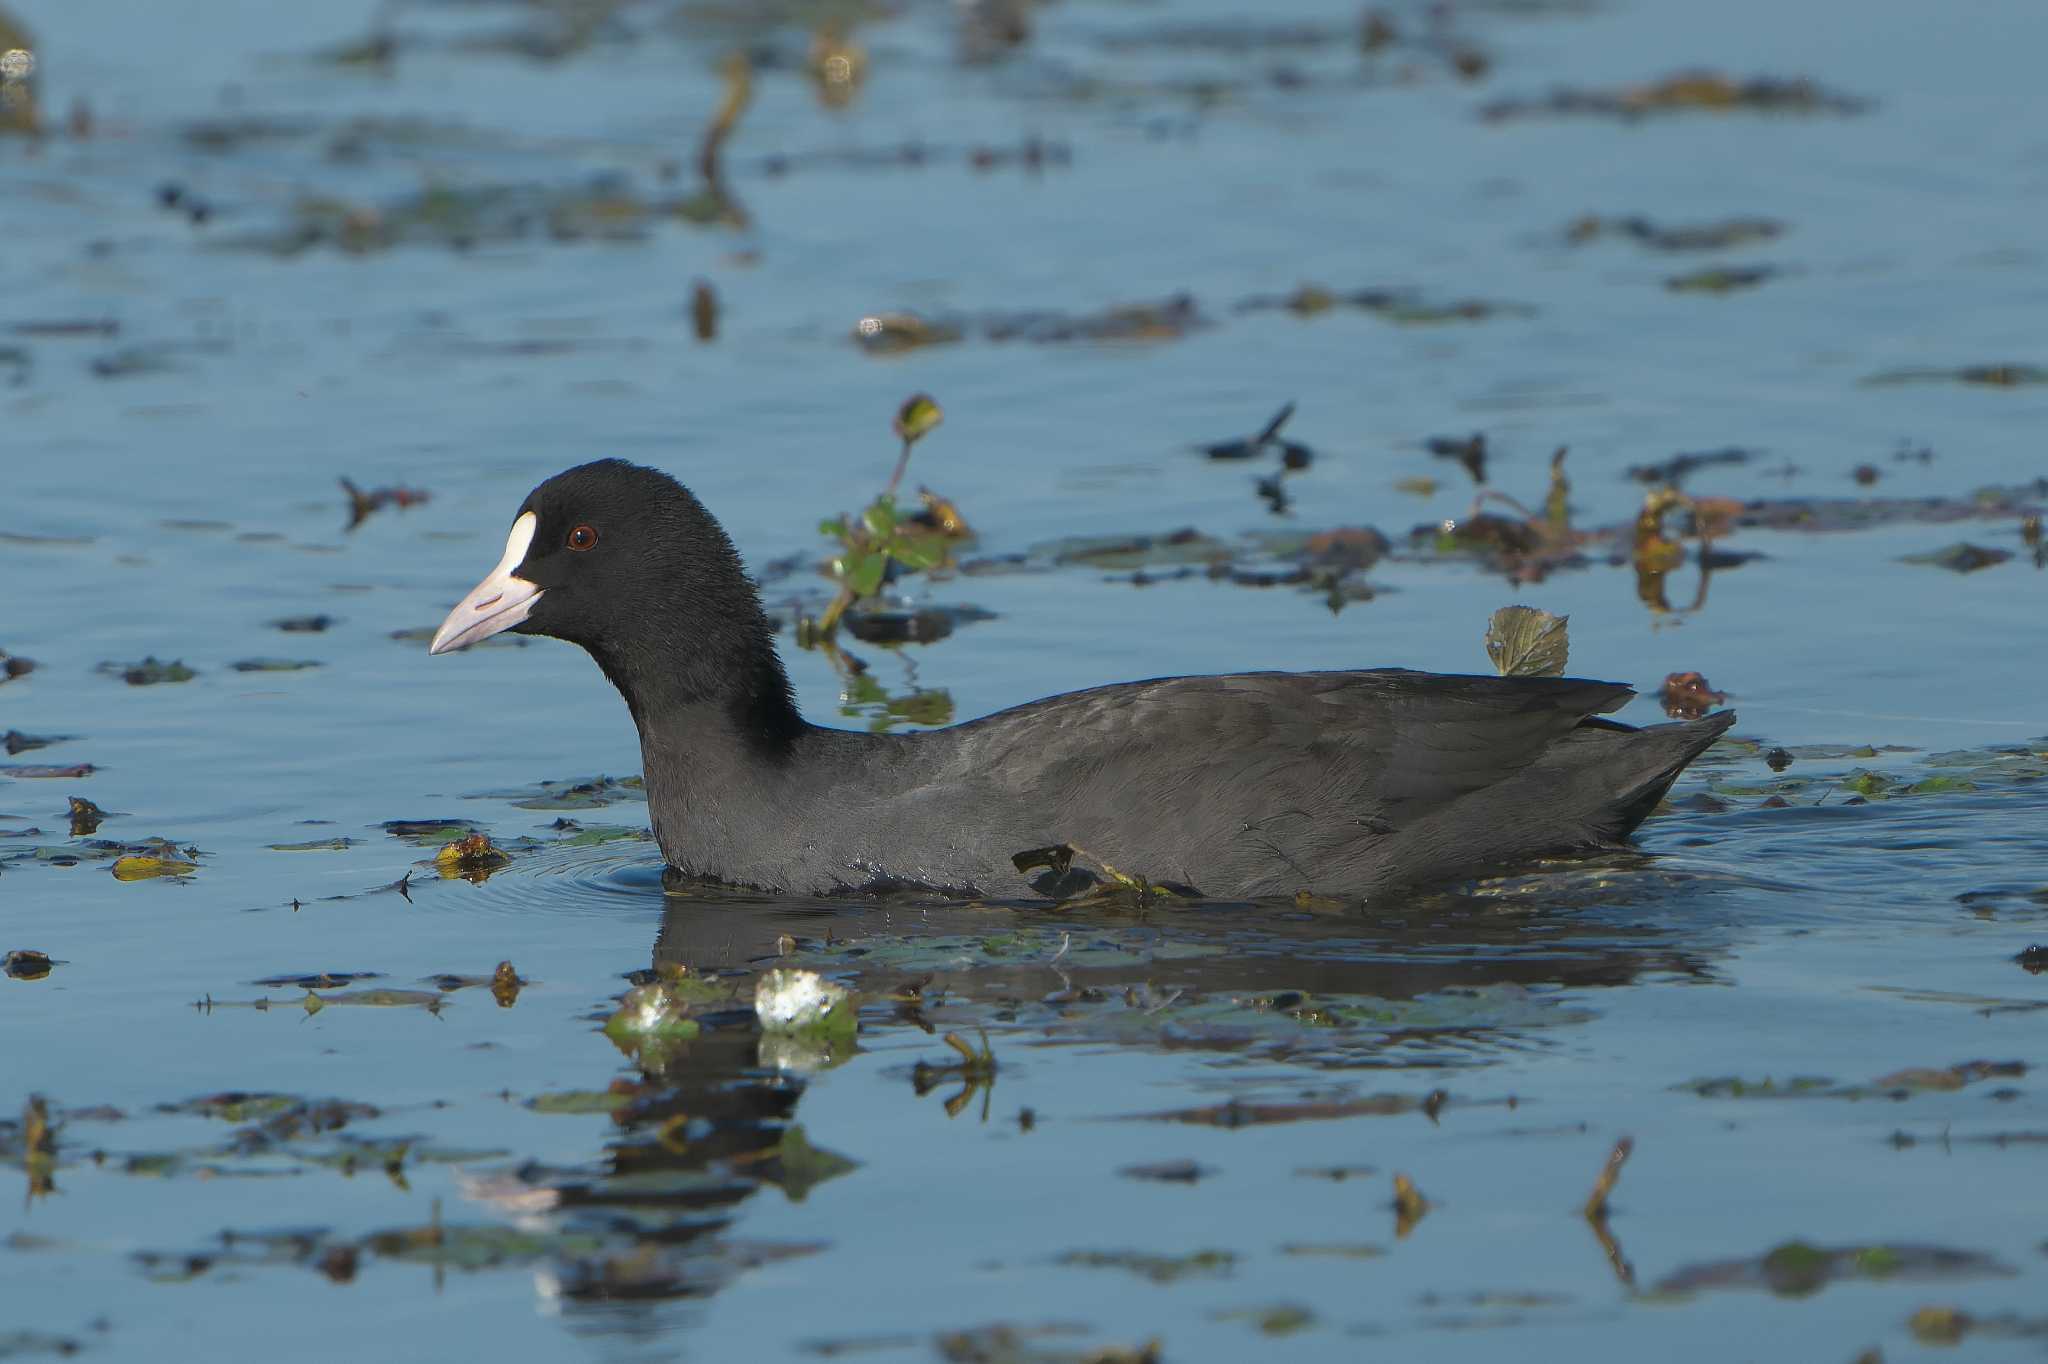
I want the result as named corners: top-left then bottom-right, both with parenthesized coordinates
top-left (380, 818), bottom-right (480, 844)
top-left (984, 293), bottom-right (1206, 344)
top-left (680, 51), bottom-right (752, 229)
top-left (1907, 1306), bottom-right (2048, 1348)
top-left (465, 773), bottom-right (643, 811)
top-left (1655, 1240), bottom-right (2006, 1299)
top-left (200, 987), bottom-right (446, 1016)
top-left (7, 317), bottom-right (117, 338)
top-left (1118, 1159), bottom-right (1217, 1184)
top-left (1200, 401), bottom-right (1302, 462)
top-left (1119, 1093), bottom-right (1454, 1127)
top-left (252, 971), bottom-right (381, 990)
top-left (911, 1028), bottom-right (999, 1120)
top-left (807, 19), bottom-right (865, 110)
top-left (1872, 1060), bottom-right (2024, 1093)
top-left (270, 614), bottom-right (338, 632)
top-left (1665, 264), bottom-right (1781, 294)
top-left (1428, 432), bottom-right (1488, 485)
top-left (98, 657), bottom-right (196, 686)
top-left (1900, 543), bottom-right (2011, 574)
top-left (433, 833), bottom-right (509, 882)
top-left (0, 8), bottom-right (37, 136)
top-left (1482, 71), bottom-right (1872, 123)
top-left (1566, 215), bottom-right (1785, 251)
top-left (67, 797), bottom-right (107, 835)
top-left (418, 961), bottom-right (528, 1008)
top-left (1392, 1173), bottom-right (1430, 1239)
top-left (1212, 1304), bottom-right (1316, 1337)
top-left (1238, 285), bottom-right (1533, 325)
top-left (755, 135), bottom-right (1069, 180)
top-left (1055, 1248), bottom-right (1235, 1285)
top-left (930, 1324), bottom-right (1159, 1364)
top-left (851, 312), bottom-right (964, 355)
top-left (1862, 364), bottom-right (2048, 388)
top-left (3, 948), bottom-right (54, 979)
top-left (857, 283), bottom-right (1530, 356)
top-left (1659, 671), bottom-right (1727, 720)
top-left (0, 762), bottom-right (94, 779)
top-left (489, 960), bottom-right (523, 1007)
top-left (1582, 1136), bottom-right (1633, 1219)
top-left (1096, 19), bottom-right (1344, 53)
top-left (267, 836), bottom-right (355, 852)
top-left (342, 478), bottom-right (429, 530)
top-left (231, 658), bottom-right (322, 673)
top-left (111, 850), bottom-right (200, 880)
top-left (20, 1094), bottom-right (55, 1200)
top-left (690, 279), bottom-right (718, 341)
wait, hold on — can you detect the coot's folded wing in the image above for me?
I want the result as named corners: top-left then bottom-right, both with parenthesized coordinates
top-left (936, 668), bottom-right (1636, 844)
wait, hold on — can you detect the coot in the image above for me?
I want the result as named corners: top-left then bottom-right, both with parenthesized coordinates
top-left (431, 459), bottom-right (1733, 899)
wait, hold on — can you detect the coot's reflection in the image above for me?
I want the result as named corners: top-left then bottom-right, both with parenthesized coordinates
top-left (523, 865), bottom-right (1723, 1334)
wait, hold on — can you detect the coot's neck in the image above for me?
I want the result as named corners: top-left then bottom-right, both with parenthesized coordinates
top-left (583, 587), bottom-right (816, 885)
top-left (585, 604), bottom-right (809, 761)
top-left (570, 489), bottom-right (811, 762)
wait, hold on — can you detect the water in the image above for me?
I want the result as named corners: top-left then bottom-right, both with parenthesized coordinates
top-left (4, 0), bottom-right (2047, 1359)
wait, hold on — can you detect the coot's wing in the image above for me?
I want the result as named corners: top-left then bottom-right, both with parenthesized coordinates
top-left (945, 668), bottom-right (1634, 833)
top-left (1334, 670), bottom-right (1635, 822)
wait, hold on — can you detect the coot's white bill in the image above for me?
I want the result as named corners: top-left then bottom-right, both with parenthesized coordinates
top-left (430, 511), bottom-right (543, 654)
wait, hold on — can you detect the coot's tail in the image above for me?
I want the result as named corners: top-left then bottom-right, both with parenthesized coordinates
top-left (1578, 709), bottom-right (1738, 842)
top-left (1358, 707), bottom-right (1737, 894)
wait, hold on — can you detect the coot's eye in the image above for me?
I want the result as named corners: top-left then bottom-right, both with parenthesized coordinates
top-left (567, 524), bottom-right (598, 552)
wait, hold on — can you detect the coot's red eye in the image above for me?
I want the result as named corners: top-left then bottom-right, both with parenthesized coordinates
top-left (567, 525), bottom-right (598, 551)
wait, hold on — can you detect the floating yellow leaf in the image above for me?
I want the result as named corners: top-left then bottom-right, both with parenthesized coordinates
top-left (111, 854), bottom-right (198, 880)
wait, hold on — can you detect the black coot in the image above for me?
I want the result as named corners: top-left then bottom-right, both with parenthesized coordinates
top-left (431, 459), bottom-right (1733, 900)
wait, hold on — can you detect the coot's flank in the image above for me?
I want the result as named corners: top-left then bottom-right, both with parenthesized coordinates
top-left (431, 459), bottom-right (1734, 900)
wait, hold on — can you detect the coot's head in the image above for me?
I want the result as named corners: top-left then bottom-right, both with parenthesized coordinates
top-left (431, 459), bottom-right (797, 737)
top-left (432, 459), bottom-right (708, 654)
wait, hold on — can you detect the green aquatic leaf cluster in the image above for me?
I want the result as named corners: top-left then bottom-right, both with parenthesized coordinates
top-left (807, 394), bottom-right (956, 640)
top-left (818, 494), bottom-right (955, 602)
